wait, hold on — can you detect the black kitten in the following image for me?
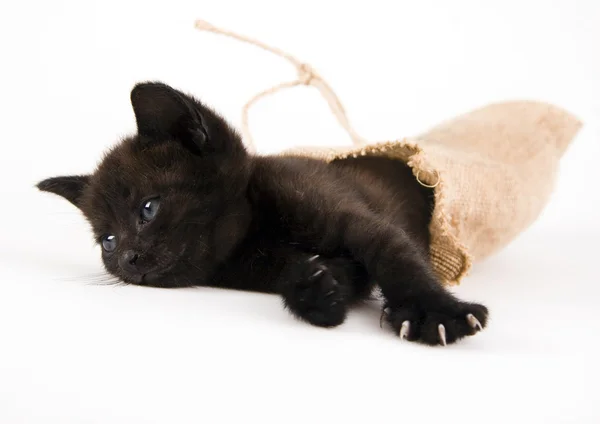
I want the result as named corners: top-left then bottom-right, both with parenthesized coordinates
top-left (37, 82), bottom-right (488, 345)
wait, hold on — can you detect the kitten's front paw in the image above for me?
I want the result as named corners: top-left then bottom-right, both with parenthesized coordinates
top-left (383, 299), bottom-right (488, 346)
top-left (279, 255), bottom-right (350, 328)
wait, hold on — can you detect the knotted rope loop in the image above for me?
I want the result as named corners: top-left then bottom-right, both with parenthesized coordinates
top-left (194, 19), bottom-right (365, 153)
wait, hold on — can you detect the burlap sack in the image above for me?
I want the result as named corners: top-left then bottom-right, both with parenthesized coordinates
top-left (282, 101), bottom-right (582, 284)
top-left (194, 20), bottom-right (582, 284)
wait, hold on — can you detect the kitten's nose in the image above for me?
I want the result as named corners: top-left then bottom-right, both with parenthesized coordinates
top-left (120, 250), bottom-right (140, 274)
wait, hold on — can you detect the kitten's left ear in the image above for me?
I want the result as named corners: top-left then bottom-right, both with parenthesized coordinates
top-left (36, 175), bottom-right (90, 209)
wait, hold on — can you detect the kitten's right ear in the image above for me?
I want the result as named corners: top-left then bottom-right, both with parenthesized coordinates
top-left (130, 81), bottom-right (208, 154)
top-left (36, 175), bottom-right (90, 209)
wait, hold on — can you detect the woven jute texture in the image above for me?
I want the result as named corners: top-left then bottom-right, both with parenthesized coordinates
top-left (282, 101), bottom-right (582, 284)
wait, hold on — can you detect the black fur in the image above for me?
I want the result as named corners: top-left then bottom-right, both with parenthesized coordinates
top-left (37, 82), bottom-right (488, 345)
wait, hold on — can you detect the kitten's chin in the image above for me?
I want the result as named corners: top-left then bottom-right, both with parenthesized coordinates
top-left (141, 270), bottom-right (172, 287)
top-left (117, 266), bottom-right (184, 288)
top-left (140, 266), bottom-right (200, 288)
top-left (113, 251), bottom-right (204, 288)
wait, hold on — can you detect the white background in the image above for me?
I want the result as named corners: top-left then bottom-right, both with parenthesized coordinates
top-left (1, 1), bottom-right (599, 423)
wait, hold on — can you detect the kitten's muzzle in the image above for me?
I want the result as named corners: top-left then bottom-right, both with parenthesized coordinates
top-left (119, 249), bottom-right (155, 275)
top-left (119, 249), bottom-right (177, 286)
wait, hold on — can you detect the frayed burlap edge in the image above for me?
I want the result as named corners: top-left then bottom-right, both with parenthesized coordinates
top-left (281, 139), bottom-right (471, 286)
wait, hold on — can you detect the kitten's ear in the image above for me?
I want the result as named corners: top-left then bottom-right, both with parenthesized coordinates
top-left (130, 82), bottom-right (245, 157)
top-left (130, 82), bottom-right (209, 155)
top-left (36, 175), bottom-right (90, 209)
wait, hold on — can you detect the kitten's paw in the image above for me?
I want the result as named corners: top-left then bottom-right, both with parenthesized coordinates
top-left (279, 255), bottom-right (350, 328)
top-left (383, 300), bottom-right (488, 346)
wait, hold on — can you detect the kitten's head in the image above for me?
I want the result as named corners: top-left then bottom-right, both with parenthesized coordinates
top-left (37, 82), bottom-right (252, 287)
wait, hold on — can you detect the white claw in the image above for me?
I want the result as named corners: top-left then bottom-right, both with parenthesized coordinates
top-left (466, 314), bottom-right (483, 331)
top-left (399, 321), bottom-right (410, 340)
top-left (379, 308), bottom-right (389, 328)
top-left (311, 269), bottom-right (324, 278)
top-left (438, 324), bottom-right (447, 346)
top-left (307, 255), bottom-right (320, 262)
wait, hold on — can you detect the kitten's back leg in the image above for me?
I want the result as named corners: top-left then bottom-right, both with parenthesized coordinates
top-left (340, 214), bottom-right (488, 345)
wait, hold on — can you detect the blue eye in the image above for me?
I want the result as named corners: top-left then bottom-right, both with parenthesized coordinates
top-left (102, 234), bottom-right (117, 252)
top-left (141, 198), bottom-right (160, 222)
